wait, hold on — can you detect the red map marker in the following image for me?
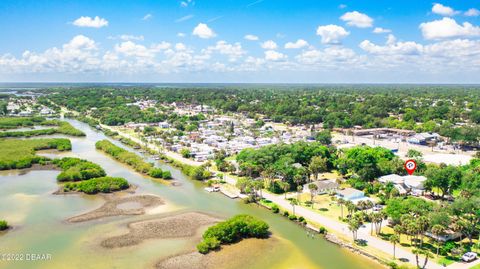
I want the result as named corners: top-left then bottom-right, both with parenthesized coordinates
top-left (404, 159), bottom-right (417, 175)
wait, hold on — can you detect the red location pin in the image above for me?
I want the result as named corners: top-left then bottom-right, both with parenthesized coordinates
top-left (404, 159), bottom-right (417, 175)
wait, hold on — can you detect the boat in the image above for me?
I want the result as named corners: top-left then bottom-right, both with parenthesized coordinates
top-left (204, 186), bottom-right (220, 192)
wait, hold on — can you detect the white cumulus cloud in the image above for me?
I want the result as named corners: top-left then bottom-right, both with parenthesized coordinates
top-left (420, 17), bottom-right (480, 40)
top-left (373, 27), bottom-right (391, 34)
top-left (244, 34), bottom-right (259, 41)
top-left (192, 23), bottom-right (216, 39)
top-left (360, 35), bottom-right (423, 55)
top-left (465, 8), bottom-right (480, 17)
top-left (261, 40), bottom-right (278, 50)
top-left (284, 39), bottom-right (308, 49)
top-left (264, 50), bottom-right (286, 61)
top-left (432, 3), bottom-right (458, 17)
top-left (203, 41), bottom-right (245, 61)
top-left (340, 11), bottom-right (373, 28)
top-left (73, 16), bottom-right (108, 28)
top-left (316, 25), bottom-right (350, 44)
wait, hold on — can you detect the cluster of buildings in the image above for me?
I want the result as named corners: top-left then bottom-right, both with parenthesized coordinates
top-left (6, 98), bottom-right (55, 117)
top-left (126, 100), bottom-right (157, 110)
top-left (123, 104), bottom-right (315, 162)
top-left (164, 116), bottom-right (312, 162)
top-left (378, 174), bottom-right (427, 196)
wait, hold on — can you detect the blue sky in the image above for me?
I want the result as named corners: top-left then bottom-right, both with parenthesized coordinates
top-left (0, 0), bottom-right (479, 83)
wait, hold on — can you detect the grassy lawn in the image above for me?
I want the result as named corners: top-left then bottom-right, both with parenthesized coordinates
top-left (470, 264), bottom-right (480, 269)
top-left (297, 192), bottom-right (344, 220)
top-left (379, 225), bottom-right (479, 267)
top-left (437, 256), bottom-right (458, 266)
top-left (259, 198), bottom-right (275, 209)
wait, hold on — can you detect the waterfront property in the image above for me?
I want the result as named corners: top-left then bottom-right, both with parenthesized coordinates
top-left (336, 188), bottom-right (366, 202)
top-left (304, 180), bottom-right (339, 195)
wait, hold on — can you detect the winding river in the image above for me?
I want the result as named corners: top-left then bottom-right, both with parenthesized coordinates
top-left (0, 119), bottom-right (384, 269)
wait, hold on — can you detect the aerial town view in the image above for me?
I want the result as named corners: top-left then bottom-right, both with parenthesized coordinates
top-left (1, 1), bottom-right (480, 269)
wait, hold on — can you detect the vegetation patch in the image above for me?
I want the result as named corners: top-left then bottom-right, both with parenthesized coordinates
top-left (0, 116), bottom-right (45, 129)
top-left (0, 220), bottom-right (8, 231)
top-left (63, 176), bottom-right (129, 194)
top-left (0, 138), bottom-right (71, 170)
top-left (53, 157), bottom-right (106, 182)
top-left (196, 214), bottom-right (270, 254)
top-left (0, 117), bottom-right (85, 137)
top-left (95, 139), bottom-right (171, 179)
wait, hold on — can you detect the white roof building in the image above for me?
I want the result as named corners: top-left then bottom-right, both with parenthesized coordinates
top-left (403, 175), bottom-right (427, 190)
top-left (378, 174), bottom-right (405, 185)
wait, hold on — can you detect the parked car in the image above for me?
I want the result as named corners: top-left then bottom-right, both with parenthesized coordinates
top-left (462, 252), bottom-right (477, 262)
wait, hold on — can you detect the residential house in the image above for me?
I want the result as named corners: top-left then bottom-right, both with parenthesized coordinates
top-left (304, 180), bottom-right (339, 194)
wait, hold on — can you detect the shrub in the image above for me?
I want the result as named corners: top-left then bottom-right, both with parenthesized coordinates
top-left (162, 170), bottom-right (172, 179)
top-left (318, 227), bottom-right (327, 234)
top-left (68, 177), bottom-right (129, 194)
top-left (148, 168), bottom-right (164, 178)
top-left (271, 205), bottom-right (279, 213)
top-left (197, 214), bottom-right (269, 254)
top-left (54, 158), bottom-right (106, 182)
top-left (0, 220), bottom-right (8, 230)
top-left (288, 215), bottom-right (297, 221)
top-left (283, 211), bottom-right (289, 217)
top-left (298, 216), bottom-right (305, 222)
top-left (197, 237), bottom-right (220, 254)
top-left (441, 241), bottom-right (456, 256)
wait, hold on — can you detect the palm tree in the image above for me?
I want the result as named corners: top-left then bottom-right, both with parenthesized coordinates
top-left (365, 200), bottom-right (374, 212)
top-left (297, 185), bottom-right (303, 201)
top-left (261, 168), bottom-right (274, 190)
top-left (253, 180), bottom-right (264, 199)
top-left (357, 200), bottom-right (365, 211)
top-left (308, 183), bottom-right (318, 206)
top-left (369, 212), bottom-right (375, 235)
top-left (412, 248), bottom-right (433, 269)
top-left (282, 182), bottom-right (290, 199)
top-left (348, 218), bottom-right (361, 241)
top-left (417, 216), bottom-right (430, 247)
top-left (373, 211), bottom-right (386, 235)
top-left (431, 224), bottom-right (446, 256)
top-left (290, 198), bottom-right (298, 216)
top-left (389, 234), bottom-right (400, 259)
top-left (338, 198), bottom-right (345, 219)
top-left (346, 200), bottom-right (356, 217)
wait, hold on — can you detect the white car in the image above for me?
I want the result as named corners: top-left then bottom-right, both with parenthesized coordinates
top-left (462, 252), bottom-right (477, 262)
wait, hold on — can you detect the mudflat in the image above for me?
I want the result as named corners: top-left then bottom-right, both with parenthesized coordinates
top-left (67, 194), bottom-right (164, 223)
top-left (101, 211), bottom-right (220, 248)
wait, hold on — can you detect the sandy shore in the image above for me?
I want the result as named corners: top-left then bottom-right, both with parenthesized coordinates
top-left (67, 194), bottom-right (164, 223)
top-left (156, 237), bottom-right (279, 269)
top-left (101, 212), bottom-right (220, 249)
